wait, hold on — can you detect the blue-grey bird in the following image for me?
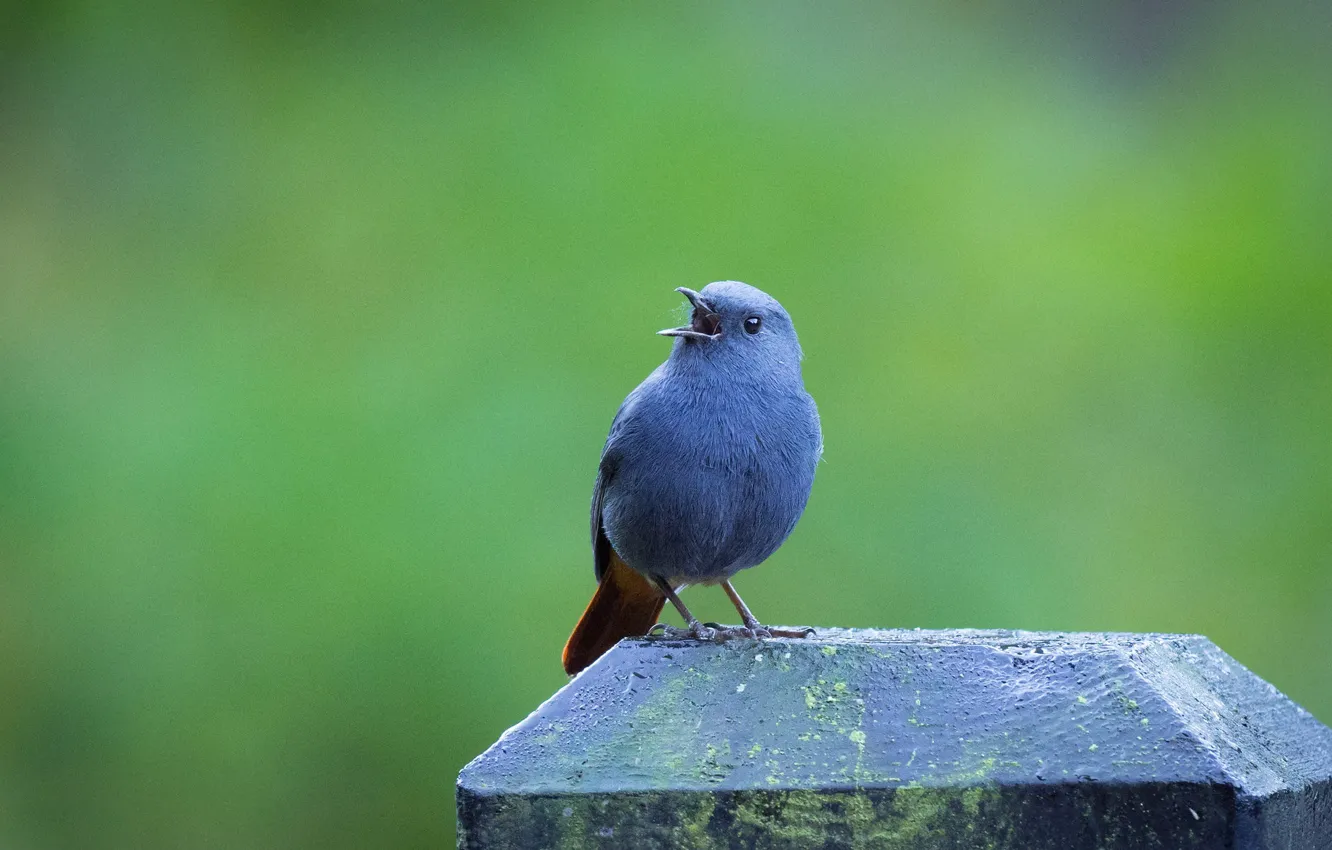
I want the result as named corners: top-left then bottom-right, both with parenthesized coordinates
top-left (563, 281), bottom-right (822, 675)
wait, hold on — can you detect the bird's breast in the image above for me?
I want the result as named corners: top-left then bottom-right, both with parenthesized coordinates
top-left (601, 376), bottom-right (818, 581)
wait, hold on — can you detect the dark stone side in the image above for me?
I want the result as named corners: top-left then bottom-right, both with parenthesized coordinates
top-left (458, 629), bottom-right (1332, 849)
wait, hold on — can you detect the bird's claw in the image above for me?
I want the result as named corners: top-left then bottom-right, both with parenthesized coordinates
top-left (767, 626), bottom-right (817, 638)
top-left (714, 624), bottom-right (815, 640)
top-left (715, 625), bottom-right (771, 639)
top-left (646, 623), bottom-right (814, 642)
top-left (646, 623), bottom-right (717, 641)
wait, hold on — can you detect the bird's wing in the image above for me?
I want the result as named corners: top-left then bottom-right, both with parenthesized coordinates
top-left (590, 454), bottom-right (617, 583)
top-left (590, 401), bottom-right (631, 583)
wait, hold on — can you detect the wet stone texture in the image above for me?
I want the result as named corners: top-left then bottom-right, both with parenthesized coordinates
top-left (457, 629), bottom-right (1332, 849)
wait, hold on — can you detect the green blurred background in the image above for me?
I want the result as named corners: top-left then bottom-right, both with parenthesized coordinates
top-left (2, 2), bottom-right (1330, 847)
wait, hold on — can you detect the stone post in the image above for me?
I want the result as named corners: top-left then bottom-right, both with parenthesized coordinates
top-left (458, 629), bottom-right (1332, 848)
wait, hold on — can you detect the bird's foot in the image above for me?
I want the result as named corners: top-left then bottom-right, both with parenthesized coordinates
top-left (708, 624), bottom-right (772, 639)
top-left (647, 622), bottom-right (718, 641)
top-left (696, 621), bottom-right (767, 640)
top-left (647, 623), bottom-right (814, 641)
top-left (767, 626), bottom-right (817, 638)
top-left (714, 624), bottom-right (816, 640)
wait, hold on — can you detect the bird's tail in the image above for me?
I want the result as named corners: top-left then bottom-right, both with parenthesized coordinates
top-left (562, 553), bottom-right (665, 676)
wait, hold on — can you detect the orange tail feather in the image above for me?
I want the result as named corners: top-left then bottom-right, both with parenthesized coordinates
top-left (562, 554), bottom-right (665, 676)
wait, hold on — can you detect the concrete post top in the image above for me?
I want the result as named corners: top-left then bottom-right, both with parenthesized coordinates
top-left (458, 629), bottom-right (1332, 849)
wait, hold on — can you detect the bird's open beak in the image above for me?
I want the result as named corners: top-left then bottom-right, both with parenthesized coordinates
top-left (658, 287), bottom-right (722, 341)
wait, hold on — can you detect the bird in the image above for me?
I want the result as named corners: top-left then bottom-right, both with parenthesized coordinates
top-left (562, 280), bottom-right (822, 676)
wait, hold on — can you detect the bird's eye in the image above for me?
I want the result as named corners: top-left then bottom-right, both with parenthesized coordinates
top-left (744, 316), bottom-right (762, 334)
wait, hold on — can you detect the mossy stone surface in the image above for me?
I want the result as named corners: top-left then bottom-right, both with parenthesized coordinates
top-left (458, 629), bottom-right (1332, 849)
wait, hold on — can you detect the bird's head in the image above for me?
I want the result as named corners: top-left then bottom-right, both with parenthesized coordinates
top-left (658, 281), bottom-right (804, 372)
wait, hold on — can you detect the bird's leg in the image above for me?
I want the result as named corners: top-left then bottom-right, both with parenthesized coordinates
top-left (647, 576), bottom-right (716, 641)
top-left (720, 580), bottom-right (769, 638)
top-left (720, 580), bottom-right (817, 640)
